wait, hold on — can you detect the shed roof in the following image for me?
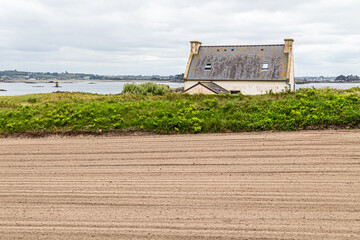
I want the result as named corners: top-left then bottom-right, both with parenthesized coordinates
top-left (187, 45), bottom-right (288, 81)
top-left (185, 82), bottom-right (230, 94)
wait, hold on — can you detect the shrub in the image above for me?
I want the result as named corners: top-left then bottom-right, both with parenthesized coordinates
top-left (121, 82), bottom-right (172, 96)
top-left (27, 97), bottom-right (38, 103)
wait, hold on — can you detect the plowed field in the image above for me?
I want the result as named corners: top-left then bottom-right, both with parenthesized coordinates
top-left (0, 130), bottom-right (359, 239)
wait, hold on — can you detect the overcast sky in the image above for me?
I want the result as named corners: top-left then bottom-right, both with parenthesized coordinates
top-left (0, 0), bottom-right (359, 76)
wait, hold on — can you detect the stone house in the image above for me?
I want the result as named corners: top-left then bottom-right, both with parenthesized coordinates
top-left (183, 39), bottom-right (294, 95)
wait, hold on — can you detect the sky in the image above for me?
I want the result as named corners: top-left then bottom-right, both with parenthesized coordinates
top-left (0, 0), bottom-right (359, 76)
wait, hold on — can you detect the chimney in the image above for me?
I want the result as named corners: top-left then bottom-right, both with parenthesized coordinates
top-left (190, 41), bottom-right (202, 54)
top-left (284, 39), bottom-right (294, 53)
top-left (284, 39), bottom-right (295, 92)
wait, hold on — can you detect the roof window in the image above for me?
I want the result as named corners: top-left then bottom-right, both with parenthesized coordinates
top-left (262, 63), bottom-right (269, 70)
top-left (205, 63), bottom-right (212, 70)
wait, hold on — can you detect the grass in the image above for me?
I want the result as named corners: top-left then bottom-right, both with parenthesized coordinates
top-left (0, 87), bottom-right (359, 135)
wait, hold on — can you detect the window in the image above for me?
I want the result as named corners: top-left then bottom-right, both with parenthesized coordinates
top-left (262, 63), bottom-right (269, 70)
top-left (205, 63), bottom-right (212, 70)
top-left (230, 90), bottom-right (241, 95)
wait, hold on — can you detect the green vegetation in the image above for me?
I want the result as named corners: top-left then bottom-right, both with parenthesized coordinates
top-left (335, 74), bottom-right (360, 81)
top-left (121, 82), bottom-right (172, 95)
top-left (0, 88), bottom-right (359, 135)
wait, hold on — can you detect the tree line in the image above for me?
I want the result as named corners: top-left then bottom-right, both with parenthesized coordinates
top-left (335, 75), bottom-right (360, 81)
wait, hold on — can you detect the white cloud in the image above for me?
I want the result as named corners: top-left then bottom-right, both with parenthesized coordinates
top-left (0, 0), bottom-right (359, 76)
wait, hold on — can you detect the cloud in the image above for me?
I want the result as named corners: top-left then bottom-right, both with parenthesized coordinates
top-left (0, 0), bottom-right (359, 75)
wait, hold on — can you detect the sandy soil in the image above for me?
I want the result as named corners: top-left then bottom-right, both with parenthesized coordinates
top-left (0, 130), bottom-right (359, 239)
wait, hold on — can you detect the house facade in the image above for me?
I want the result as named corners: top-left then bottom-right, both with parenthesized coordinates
top-left (184, 39), bottom-right (294, 95)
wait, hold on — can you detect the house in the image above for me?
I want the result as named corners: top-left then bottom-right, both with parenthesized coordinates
top-left (183, 39), bottom-right (294, 95)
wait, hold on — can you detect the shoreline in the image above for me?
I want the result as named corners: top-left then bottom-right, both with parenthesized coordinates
top-left (296, 81), bottom-right (360, 84)
top-left (0, 79), bottom-right (184, 84)
top-left (2, 79), bottom-right (360, 84)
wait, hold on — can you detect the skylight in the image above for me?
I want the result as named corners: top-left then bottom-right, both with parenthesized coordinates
top-left (262, 63), bottom-right (269, 70)
top-left (205, 63), bottom-right (212, 70)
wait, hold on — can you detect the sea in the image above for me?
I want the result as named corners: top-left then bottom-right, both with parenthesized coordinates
top-left (0, 81), bottom-right (359, 96)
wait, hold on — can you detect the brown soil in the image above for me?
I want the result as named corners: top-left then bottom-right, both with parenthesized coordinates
top-left (0, 130), bottom-right (359, 239)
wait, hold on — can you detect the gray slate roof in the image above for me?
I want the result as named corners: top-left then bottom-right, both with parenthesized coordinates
top-left (187, 45), bottom-right (288, 81)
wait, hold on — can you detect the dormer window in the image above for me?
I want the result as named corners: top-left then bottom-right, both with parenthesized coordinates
top-left (262, 63), bottom-right (269, 70)
top-left (205, 63), bottom-right (212, 70)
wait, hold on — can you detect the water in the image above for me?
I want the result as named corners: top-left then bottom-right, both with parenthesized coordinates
top-left (0, 81), bottom-right (184, 96)
top-left (295, 82), bottom-right (360, 90)
top-left (0, 81), bottom-right (359, 96)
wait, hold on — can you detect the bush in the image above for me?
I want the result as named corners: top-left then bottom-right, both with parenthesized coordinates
top-left (121, 82), bottom-right (172, 96)
top-left (27, 97), bottom-right (38, 103)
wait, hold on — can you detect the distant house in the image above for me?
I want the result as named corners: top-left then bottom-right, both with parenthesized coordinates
top-left (183, 39), bottom-right (294, 95)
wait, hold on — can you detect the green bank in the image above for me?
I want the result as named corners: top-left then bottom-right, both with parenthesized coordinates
top-left (0, 86), bottom-right (359, 135)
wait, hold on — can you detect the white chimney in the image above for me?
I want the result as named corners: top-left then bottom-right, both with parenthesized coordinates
top-left (190, 41), bottom-right (202, 54)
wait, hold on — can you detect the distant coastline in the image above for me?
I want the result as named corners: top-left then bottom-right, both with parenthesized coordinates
top-left (1, 70), bottom-right (360, 85)
top-left (296, 80), bottom-right (360, 84)
top-left (2, 78), bottom-right (359, 85)
top-left (0, 70), bottom-right (185, 83)
top-left (0, 78), bottom-right (184, 84)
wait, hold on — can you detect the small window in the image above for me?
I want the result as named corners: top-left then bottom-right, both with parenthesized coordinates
top-left (231, 49), bottom-right (234, 51)
top-left (224, 49), bottom-right (227, 51)
top-left (262, 63), bottom-right (269, 70)
top-left (205, 63), bottom-right (212, 70)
